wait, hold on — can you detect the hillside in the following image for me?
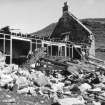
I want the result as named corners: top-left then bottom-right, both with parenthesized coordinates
top-left (31, 23), bottom-right (56, 38)
top-left (81, 18), bottom-right (105, 60)
top-left (31, 18), bottom-right (105, 60)
top-left (81, 18), bottom-right (105, 48)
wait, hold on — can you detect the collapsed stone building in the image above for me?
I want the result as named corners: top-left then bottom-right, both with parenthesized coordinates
top-left (0, 2), bottom-right (95, 64)
top-left (34, 2), bottom-right (95, 60)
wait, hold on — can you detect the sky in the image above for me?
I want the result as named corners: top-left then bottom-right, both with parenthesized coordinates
top-left (0, 0), bottom-right (105, 33)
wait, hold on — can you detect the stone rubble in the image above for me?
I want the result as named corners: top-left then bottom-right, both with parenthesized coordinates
top-left (1, 51), bottom-right (105, 105)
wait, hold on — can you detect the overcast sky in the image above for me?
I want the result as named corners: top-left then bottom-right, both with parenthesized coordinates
top-left (0, 0), bottom-right (105, 33)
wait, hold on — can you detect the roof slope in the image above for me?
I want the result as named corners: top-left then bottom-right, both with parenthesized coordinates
top-left (31, 19), bottom-right (105, 45)
top-left (50, 11), bottom-right (92, 44)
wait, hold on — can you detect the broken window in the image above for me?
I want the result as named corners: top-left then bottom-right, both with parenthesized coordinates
top-left (44, 44), bottom-right (47, 47)
top-left (37, 44), bottom-right (42, 48)
top-left (52, 45), bottom-right (58, 56)
top-left (73, 47), bottom-right (81, 59)
top-left (0, 34), bottom-right (4, 38)
top-left (12, 39), bottom-right (30, 64)
top-left (62, 46), bottom-right (65, 56)
top-left (0, 39), bottom-right (4, 52)
top-left (48, 46), bottom-right (51, 56)
top-left (32, 43), bottom-right (36, 51)
top-left (5, 40), bottom-right (10, 55)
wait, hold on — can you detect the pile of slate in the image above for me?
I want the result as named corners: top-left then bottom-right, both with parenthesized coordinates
top-left (1, 51), bottom-right (105, 105)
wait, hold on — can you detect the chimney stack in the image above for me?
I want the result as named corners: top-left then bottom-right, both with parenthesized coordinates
top-left (62, 2), bottom-right (68, 13)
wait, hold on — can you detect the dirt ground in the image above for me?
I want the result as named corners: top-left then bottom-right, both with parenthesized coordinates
top-left (0, 88), bottom-right (51, 105)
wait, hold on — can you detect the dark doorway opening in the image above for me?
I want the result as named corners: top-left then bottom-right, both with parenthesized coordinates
top-left (73, 47), bottom-right (81, 59)
top-left (12, 39), bottom-right (30, 65)
top-left (52, 45), bottom-right (58, 56)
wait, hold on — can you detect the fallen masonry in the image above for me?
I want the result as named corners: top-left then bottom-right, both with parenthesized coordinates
top-left (1, 49), bottom-right (105, 105)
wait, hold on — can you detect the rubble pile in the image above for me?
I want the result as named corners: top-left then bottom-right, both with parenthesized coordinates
top-left (1, 50), bottom-right (105, 105)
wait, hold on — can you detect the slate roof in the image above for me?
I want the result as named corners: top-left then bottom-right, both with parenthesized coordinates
top-left (50, 11), bottom-right (92, 44)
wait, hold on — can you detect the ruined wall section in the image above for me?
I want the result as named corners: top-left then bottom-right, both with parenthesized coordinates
top-left (89, 34), bottom-right (95, 58)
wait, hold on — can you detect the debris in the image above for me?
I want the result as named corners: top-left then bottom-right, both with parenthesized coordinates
top-left (16, 76), bottom-right (30, 89)
top-left (79, 83), bottom-right (91, 92)
top-left (30, 71), bottom-right (50, 87)
top-left (1, 50), bottom-right (105, 105)
top-left (0, 51), bottom-right (6, 67)
top-left (2, 98), bottom-right (16, 103)
top-left (58, 96), bottom-right (85, 105)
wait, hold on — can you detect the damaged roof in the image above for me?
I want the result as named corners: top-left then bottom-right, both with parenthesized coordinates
top-left (31, 3), bottom-right (93, 44)
top-left (50, 3), bottom-right (92, 44)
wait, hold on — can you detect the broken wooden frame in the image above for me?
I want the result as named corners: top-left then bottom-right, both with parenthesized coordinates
top-left (42, 40), bottom-right (89, 60)
top-left (0, 33), bottom-right (42, 64)
top-left (0, 32), bottom-right (90, 64)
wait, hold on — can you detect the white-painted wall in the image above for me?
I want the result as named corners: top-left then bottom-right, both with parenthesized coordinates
top-left (89, 34), bottom-right (95, 58)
